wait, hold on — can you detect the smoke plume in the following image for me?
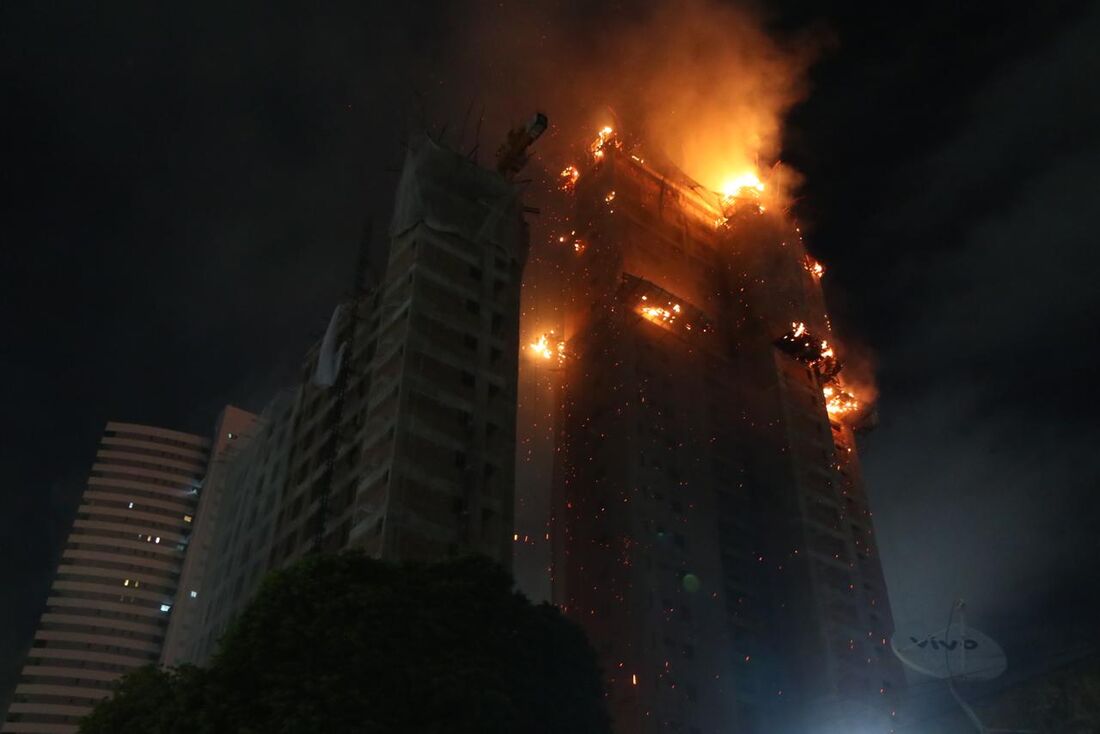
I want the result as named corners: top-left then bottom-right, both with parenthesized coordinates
top-left (427, 0), bottom-right (820, 193)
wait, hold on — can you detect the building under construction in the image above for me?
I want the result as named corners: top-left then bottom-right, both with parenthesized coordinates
top-left (163, 120), bottom-right (545, 665)
top-left (548, 129), bottom-right (904, 734)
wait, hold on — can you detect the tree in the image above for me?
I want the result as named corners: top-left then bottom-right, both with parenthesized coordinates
top-left (78, 664), bottom-right (204, 734)
top-left (80, 553), bottom-right (611, 734)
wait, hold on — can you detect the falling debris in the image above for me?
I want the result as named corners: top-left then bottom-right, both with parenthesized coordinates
top-left (559, 165), bottom-right (580, 192)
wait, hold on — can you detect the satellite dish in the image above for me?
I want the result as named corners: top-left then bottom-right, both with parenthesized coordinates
top-left (891, 623), bottom-right (1006, 681)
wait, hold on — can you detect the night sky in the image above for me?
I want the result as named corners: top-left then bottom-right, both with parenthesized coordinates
top-left (2, 0), bottom-right (1097, 717)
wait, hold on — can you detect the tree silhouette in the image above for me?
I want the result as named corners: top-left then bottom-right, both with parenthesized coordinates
top-left (80, 552), bottom-right (610, 734)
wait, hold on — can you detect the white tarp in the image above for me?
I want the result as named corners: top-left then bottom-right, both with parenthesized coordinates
top-left (311, 302), bottom-right (347, 388)
top-left (389, 134), bottom-right (524, 253)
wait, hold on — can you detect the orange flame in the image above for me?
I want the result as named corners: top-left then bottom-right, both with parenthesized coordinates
top-left (823, 381), bottom-right (861, 419)
top-left (804, 256), bottom-right (825, 279)
top-left (559, 165), bottom-right (580, 192)
top-left (529, 331), bottom-right (566, 363)
top-left (591, 126), bottom-right (616, 160)
top-left (717, 171), bottom-right (767, 216)
top-left (720, 172), bottom-right (765, 198)
top-left (639, 296), bottom-right (684, 327)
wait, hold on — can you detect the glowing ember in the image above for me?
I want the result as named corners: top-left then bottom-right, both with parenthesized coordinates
top-left (791, 321), bottom-right (807, 338)
top-left (604, 190), bottom-right (616, 204)
top-left (529, 331), bottom-right (566, 364)
top-left (804, 256), bottom-right (825, 279)
top-left (639, 300), bottom-right (683, 327)
top-left (559, 165), bottom-right (580, 192)
top-left (556, 230), bottom-right (582, 251)
top-left (641, 305), bottom-right (675, 323)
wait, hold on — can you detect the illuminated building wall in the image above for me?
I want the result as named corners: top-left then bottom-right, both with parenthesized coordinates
top-left (180, 390), bottom-right (301, 664)
top-left (2, 423), bottom-right (211, 734)
top-left (159, 405), bottom-right (258, 667)
top-left (171, 133), bottom-right (532, 665)
top-left (550, 136), bottom-right (903, 734)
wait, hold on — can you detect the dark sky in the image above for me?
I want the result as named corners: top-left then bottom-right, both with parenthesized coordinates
top-left (2, 0), bottom-right (1097, 715)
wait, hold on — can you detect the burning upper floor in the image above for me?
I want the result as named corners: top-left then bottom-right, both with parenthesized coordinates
top-left (537, 124), bottom-right (876, 426)
top-left (567, 125), bottom-right (773, 236)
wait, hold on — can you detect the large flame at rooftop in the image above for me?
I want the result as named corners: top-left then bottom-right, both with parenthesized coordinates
top-left (720, 173), bottom-right (765, 198)
top-left (443, 0), bottom-right (818, 203)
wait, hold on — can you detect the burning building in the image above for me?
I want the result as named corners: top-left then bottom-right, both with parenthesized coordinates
top-left (546, 128), bottom-right (903, 733)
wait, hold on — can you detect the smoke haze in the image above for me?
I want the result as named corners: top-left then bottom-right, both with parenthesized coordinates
top-left (428, 0), bottom-right (818, 194)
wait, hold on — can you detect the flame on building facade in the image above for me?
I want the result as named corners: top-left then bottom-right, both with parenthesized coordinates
top-left (522, 126), bottom-right (899, 734)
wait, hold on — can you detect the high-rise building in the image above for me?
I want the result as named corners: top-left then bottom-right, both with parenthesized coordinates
top-left (158, 406), bottom-right (257, 667)
top-left (549, 130), bottom-right (903, 734)
top-left (2, 422), bottom-right (211, 734)
top-left (169, 390), bottom-right (300, 664)
top-left (171, 128), bottom-right (540, 665)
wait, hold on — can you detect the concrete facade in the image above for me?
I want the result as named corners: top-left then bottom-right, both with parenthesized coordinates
top-left (158, 406), bottom-right (257, 667)
top-left (551, 136), bottom-right (904, 734)
top-left (2, 423), bottom-right (210, 734)
top-left (169, 134), bottom-right (532, 665)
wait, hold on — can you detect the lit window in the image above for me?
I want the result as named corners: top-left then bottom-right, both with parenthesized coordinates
top-left (123, 579), bottom-right (130, 587)
top-left (227, 432), bottom-right (236, 439)
top-left (160, 604), bottom-right (171, 613)
top-left (183, 515), bottom-right (193, 523)
top-left (190, 590), bottom-right (198, 599)
top-left (154, 537), bottom-right (161, 544)
top-left (128, 501), bottom-right (134, 509)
